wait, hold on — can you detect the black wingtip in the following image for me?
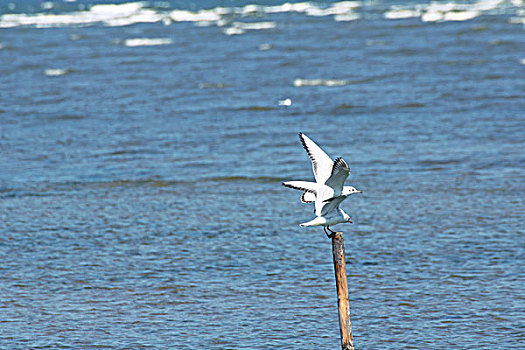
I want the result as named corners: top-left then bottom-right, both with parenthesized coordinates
top-left (333, 157), bottom-right (349, 170)
top-left (282, 182), bottom-right (293, 189)
top-left (298, 133), bottom-right (311, 154)
top-left (300, 191), bottom-right (314, 203)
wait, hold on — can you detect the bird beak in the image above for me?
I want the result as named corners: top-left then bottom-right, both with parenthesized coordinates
top-left (348, 218), bottom-right (353, 224)
top-left (356, 190), bottom-right (362, 194)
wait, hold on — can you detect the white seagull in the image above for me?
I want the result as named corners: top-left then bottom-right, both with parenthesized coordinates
top-left (282, 133), bottom-right (360, 237)
top-left (284, 133), bottom-right (360, 213)
top-left (299, 207), bottom-right (353, 233)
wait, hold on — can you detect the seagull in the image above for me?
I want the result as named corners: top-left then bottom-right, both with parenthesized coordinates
top-left (282, 133), bottom-right (360, 216)
top-left (282, 158), bottom-right (360, 217)
top-left (282, 133), bottom-right (361, 237)
top-left (283, 178), bottom-right (356, 237)
top-left (299, 207), bottom-right (353, 238)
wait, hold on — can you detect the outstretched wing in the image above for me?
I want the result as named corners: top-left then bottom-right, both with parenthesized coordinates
top-left (299, 133), bottom-right (333, 184)
top-left (282, 180), bottom-right (318, 195)
top-left (324, 157), bottom-right (350, 194)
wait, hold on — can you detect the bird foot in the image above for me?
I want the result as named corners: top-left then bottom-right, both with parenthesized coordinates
top-left (325, 226), bottom-right (336, 239)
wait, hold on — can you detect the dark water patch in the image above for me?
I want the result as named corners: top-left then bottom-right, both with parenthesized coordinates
top-left (198, 82), bottom-right (233, 89)
top-left (46, 114), bottom-right (86, 121)
top-left (489, 39), bottom-right (521, 47)
top-left (0, 175), bottom-right (286, 199)
top-left (6, 179), bottom-right (179, 196)
top-left (421, 166), bottom-right (447, 172)
top-left (91, 148), bottom-right (165, 158)
top-left (103, 148), bottom-right (162, 157)
top-left (0, 190), bottom-right (58, 199)
top-left (417, 158), bottom-right (463, 166)
top-left (332, 103), bottom-right (368, 114)
top-left (392, 23), bottom-right (425, 29)
top-left (202, 175), bottom-right (284, 184)
top-left (469, 25), bottom-right (489, 32)
top-left (397, 102), bottom-right (426, 108)
top-left (236, 106), bottom-right (277, 111)
top-left (443, 59), bottom-right (488, 66)
top-left (483, 74), bottom-right (504, 79)
top-left (116, 57), bottom-right (152, 65)
top-left (385, 47), bottom-right (430, 56)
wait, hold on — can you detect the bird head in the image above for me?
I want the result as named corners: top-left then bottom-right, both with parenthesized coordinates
top-left (342, 186), bottom-right (361, 196)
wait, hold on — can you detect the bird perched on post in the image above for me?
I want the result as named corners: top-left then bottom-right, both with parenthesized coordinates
top-left (283, 133), bottom-right (361, 237)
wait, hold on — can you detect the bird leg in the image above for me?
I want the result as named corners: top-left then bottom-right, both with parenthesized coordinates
top-left (323, 226), bottom-right (332, 239)
top-left (325, 225), bottom-right (336, 239)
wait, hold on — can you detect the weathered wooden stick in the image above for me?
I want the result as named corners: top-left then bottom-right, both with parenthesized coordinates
top-left (331, 232), bottom-right (354, 350)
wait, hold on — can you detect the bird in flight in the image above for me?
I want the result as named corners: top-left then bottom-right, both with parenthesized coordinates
top-left (283, 133), bottom-right (361, 237)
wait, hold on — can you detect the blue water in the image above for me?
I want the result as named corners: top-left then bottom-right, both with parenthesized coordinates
top-left (1, 1), bottom-right (524, 348)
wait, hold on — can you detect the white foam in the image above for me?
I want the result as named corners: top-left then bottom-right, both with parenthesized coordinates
top-left (320, 1), bottom-right (360, 16)
top-left (334, 13), bottom-right (360, 21)
top-left (384, 9), bottom-right (421, 20)
top-left (240, 4), bottom-right (265, 15)
top-left (421, 11), bottom-right (443, 22)
top-left (90, 2), bottom-right (144, 15)
top-left (509, 16), bottom-right (525, 24)
top-left (193, 20), bottom-right (215, 27)
top-left (103, 9), bottom-right (163, 27)
top-left (223, 27), bottom-right (245, 36)
top-left (422, 7), bottom-right (481, 23)
top-left (0, 0), bottom-right (519, 30)
top-left (169, 9), bottom-right (221, 22)
top-left (258, 43), bottom-right (272, 51)
top-left (41, 2), bottom-right (54, 10)
top-left (278, 98), bottom-right (292, 106)
top-left (420, 2), bottom-right (456, 22)
top-left (443, 10), bottom-right (481, 21)
top-left (320, 1), bottom-right (360, 21)
top-left (471, 0), bottom-right (504, 12)
top-left (223, 21), bottom-right (276, 35)
top-left (294, 78), bottom-right (349, 87)
top-left (332, 1), bottom-right (360, 10)
top-left (265, 1), bottom-right (360, 17)
top-left (425, 2), bottom-right (458, 14)
top-left (124, 38), bottom-right (173, 47)
top-left (0, 2), bottom-right (162, 28)
top-left (233, 21), bottom-right (276, 30)
top-left (305, 6), bottom-right (343, 17)
top-left (263, 2), bottom-right (314, 14)
top-left (397, 0), bottom-right (509, 23)
top-left (44, 68), bottom-right (68, 76)
top-left (509, 8), bottom-right (525, 24)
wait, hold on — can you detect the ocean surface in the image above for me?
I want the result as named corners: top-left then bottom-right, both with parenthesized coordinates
top-left (1, 0), bottom-right (524, 348)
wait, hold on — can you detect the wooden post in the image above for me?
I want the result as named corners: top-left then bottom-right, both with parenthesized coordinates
top-left (331, 232), bottom-right (354, 350)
